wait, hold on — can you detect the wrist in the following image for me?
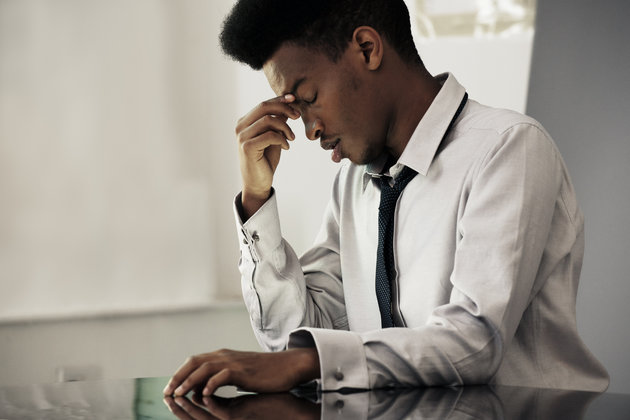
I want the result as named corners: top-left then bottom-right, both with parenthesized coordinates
top-left (241, 188), bottom-right (272, 221)
top-left (289, 347), bottom-right (321, 384)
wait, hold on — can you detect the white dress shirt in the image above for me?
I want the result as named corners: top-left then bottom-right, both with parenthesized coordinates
top-left (234, 73), bottom-right (609, 392)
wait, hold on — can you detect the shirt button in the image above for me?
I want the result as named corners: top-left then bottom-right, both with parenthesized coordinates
top-left (334, 369), bottom-right (344, 381)
top-left (334, 399), bottom-right (345, 410)
top-left (242, 238), bottom-right (248, 245)
top-left (252, 233), bottom-right (260, 242)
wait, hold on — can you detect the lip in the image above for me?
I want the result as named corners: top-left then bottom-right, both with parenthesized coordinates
top-left (320, 137), bottom-right (339, 151)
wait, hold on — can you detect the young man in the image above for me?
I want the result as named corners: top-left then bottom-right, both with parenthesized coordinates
top-left (164, 0), bottom-right (608, 397)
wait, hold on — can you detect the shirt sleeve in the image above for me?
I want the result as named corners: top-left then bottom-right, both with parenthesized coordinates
top-left (290, 123), bottom-right (568, 390)
top-left (234, 174), bottom-right (349, 352)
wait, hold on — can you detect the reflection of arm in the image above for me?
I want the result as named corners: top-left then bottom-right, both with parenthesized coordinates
top-left (234, 170), bottom-right (347, 352)
top-left (290, 125), bottom-right (568, 389)
top-left (321, 387), bottom-right (502, 420)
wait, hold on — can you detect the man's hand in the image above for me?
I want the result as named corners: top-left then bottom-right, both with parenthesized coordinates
top-left (236, 94), bottom-right (300, 220)
top-left (163, 348), bottom-right (320, 397)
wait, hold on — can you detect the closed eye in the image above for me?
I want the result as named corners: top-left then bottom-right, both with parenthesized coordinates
top-left (304, 93), bottom-right (318, 105)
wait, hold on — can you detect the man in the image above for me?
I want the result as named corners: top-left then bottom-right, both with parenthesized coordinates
top-left (163, 0), bottom-right (609, 397)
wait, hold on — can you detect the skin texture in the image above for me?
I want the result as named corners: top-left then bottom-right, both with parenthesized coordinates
top-left (164, 26), bottom-right (442, 398)
top-left (163, 348), bottom-right (320, 397)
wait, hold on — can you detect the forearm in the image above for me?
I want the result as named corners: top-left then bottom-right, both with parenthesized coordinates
top-left (235, 191), bottom-right (346, 351)
top-left (288, 304), bottom-right (502, 391)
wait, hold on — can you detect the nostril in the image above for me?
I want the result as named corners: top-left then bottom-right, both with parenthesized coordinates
top-left (314, 129), bottom-right (322, 139)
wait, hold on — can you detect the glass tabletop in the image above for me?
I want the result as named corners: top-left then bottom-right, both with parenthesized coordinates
top-left (0, 376), bottom-right (629, 419)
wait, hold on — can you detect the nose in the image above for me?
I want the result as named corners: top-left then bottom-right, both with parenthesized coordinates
top-left (304, 117), bottom-right (324, 141)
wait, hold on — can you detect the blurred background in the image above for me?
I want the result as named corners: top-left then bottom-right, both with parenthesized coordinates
top-left (1, 0), bottom-right (628, 392)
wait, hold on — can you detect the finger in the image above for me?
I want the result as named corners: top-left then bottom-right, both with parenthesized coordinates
top-left (239, 114), bottom-right (296, 142)
top-left (237, 95), bottom-right (300, 132)
top-left (202, 368), bottom-right (232, 396)
top-left (174, 362), bottom-right (222, 397)
top-left (175, 396), bottom-right (218, 420)
top-left (163, 396), bottom-right (195, 420)
top-left (241, 132), bottom-right (291, 156)
top-left (164, 356), bottom-right (204, 396)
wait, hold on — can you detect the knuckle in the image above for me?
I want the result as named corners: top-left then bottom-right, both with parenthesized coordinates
top-left (263, 132), bottom-right (281, 142)
top-left (187, 354), bottom-right (203, 366)
top-left (199, 361), bottom-right (213, 372)
top-left (240, 140), bottom-right (252, 153)
top-left (256, 101), bottom-right (269, 111)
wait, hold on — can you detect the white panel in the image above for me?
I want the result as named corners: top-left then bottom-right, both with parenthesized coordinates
top-left (0, 0), bottom-right (234, 320)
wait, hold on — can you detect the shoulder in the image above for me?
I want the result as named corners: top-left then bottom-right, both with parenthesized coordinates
top-left (459, 100), bottom-right (548, 138)
top-left (454, 100), bottom-right (559, 165)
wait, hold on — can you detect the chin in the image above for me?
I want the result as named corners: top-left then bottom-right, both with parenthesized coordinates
top-left (355, 149), bottom-right (381, 165)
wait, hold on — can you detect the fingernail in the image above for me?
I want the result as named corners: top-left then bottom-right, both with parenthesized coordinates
top-left (174, 386), bottom-right (184, 396)
top-left (284, 94), bottom-right (295, 101)
top-left (202, 387), bottom-right (211, 396)
top-left (163, 383), bottom-right (172, 395)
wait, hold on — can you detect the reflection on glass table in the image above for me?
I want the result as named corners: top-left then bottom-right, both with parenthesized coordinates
top-left (1, 376), bottom-right (629, 419)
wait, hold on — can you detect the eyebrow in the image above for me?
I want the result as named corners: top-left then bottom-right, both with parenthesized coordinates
top-left (287, 77), bottom-right (307, 96)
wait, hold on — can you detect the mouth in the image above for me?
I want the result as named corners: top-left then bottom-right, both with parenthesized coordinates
top-left (321, 137), bottom-right (343, 163)
top-left (320, 137), bottom-right (340, 151)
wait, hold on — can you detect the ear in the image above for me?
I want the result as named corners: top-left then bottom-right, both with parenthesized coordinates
top-left (351, 26), bottom-right (383, 70)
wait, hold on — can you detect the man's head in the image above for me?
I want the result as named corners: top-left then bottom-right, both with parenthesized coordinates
top-left (219, 0), bottom-right (422, 70)
top-left (220, 0), bottom-right (432, 165)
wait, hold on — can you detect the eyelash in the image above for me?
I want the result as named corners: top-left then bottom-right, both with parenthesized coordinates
top-left (304, 93), bottom-right (317, 105)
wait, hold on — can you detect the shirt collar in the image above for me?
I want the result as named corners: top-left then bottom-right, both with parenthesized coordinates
top-left (362, 73), bottom-right (467, 190)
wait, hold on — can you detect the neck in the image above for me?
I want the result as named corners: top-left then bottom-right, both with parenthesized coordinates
top-left (383, 64), bottom-right (441, 159)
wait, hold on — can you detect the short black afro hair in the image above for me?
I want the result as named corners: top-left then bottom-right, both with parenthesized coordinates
top-left (219, 0), bottom-right (422, 70)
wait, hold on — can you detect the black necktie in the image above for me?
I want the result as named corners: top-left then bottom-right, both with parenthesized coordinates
top-left (375, 93), bottom-right (468, 328)
top-left (375, 165), bottom-right (417, 328)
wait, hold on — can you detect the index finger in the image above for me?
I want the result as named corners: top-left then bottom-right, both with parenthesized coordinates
top-left (163, 356), bottom-right (203, 396)
top-left (237, 94), bottom-right (300, 131)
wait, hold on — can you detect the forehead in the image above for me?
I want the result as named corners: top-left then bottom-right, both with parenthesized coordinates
top-left (263, 44), bottom-right (333, 95)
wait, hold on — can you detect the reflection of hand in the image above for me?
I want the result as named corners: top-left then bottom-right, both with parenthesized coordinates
top-left (163, 348), bottom-right (320, 397)
top-left (236, 94), bottom-right (300, 220)
top-left (164, 392), bottom-right (320, 420)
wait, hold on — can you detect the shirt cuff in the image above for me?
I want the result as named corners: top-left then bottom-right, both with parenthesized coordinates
top-left (288, 327), bottom-right (370, 391)
top-left (233, 189), bottom-right (282, 262)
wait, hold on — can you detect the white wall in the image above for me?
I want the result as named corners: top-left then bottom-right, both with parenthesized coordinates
top-left (0, 0), bottom-right (247, 320)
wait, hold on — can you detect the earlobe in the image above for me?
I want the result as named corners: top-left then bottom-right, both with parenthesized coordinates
top-left (352, 26), bottom-right (383, 70)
